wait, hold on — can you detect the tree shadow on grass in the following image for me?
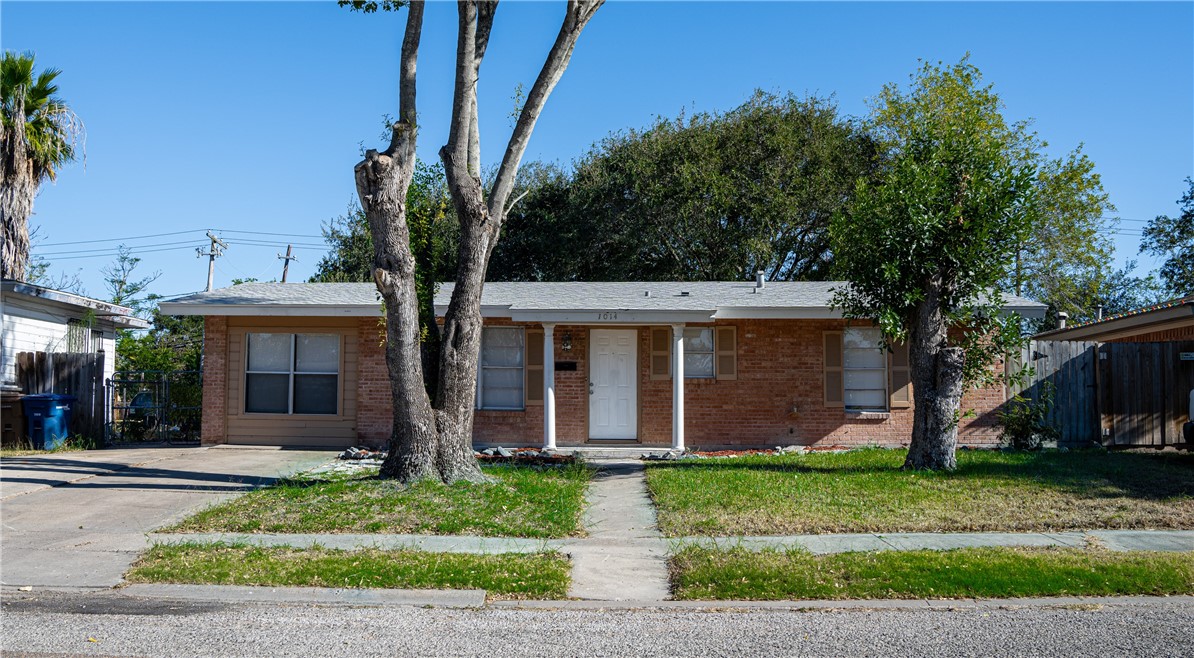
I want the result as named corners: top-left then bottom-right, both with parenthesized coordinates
top-left (647, 450), bottom-right (1194, 502)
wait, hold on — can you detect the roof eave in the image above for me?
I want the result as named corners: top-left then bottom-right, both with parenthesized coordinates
top-left (1033, 303), bottom-right (1194, 340)
top-left (156, 303), bottom-right (381, 317)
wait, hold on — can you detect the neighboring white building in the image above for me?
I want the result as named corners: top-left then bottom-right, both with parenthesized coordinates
top-left (1, 280), bottom-right (149, 390)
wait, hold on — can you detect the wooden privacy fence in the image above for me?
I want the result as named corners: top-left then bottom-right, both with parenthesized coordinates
top-left (1099, 341), bottom-right (1194, 447)
top-left (15, 351), bottom-right (106, 441)
top-left (1009, 340), bottom-right (1100, 446)
top-left (1012, 340), bottom-right (1194, 447)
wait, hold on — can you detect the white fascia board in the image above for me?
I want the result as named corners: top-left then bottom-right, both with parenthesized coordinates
top-left (714, 306), bottom-right (843, 319)
top-left (156, 303), bottom-right (381, 317)
top-left (506, 309), bottom-right (716, 324)
top-left (1004, 305), bottom-right (1048, 320)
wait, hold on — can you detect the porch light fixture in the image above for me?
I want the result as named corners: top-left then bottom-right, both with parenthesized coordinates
top-left (561, 332), bottom-right (573, 352)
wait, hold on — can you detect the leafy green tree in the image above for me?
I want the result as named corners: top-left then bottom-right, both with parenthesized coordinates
top-left (1097, 261), bottom-right (1166, 315)
top-left (1140, 178), bottom-right (1194, 297)
top-left (115, 312), bottom-right (203, 373)
top-left (102, 245), bottom-right (160, 317)
top-left (831, 58), bottom-right (1037, 471)
top-left (499, 93), bottom-right (878, 282)
top-left (1, 51), bottom-right (82, 280)
top-left (1007, 144), bottom-right (1116, 328)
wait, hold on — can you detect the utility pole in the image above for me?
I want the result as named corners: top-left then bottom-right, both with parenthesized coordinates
top-left (195, 231), bottom-right (228, 292)
top-left (277, 245), bottom-right (298, 283)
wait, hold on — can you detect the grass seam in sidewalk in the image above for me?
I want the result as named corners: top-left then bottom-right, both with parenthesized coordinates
top-left (127, 542), bottom-right (571, 600)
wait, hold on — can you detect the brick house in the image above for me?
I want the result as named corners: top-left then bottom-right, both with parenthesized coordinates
top-left (159, 280), bottom-right (1045, 450)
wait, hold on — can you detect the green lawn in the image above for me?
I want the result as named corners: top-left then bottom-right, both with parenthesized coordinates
top-left (646, 449), bottom-right (1194, 536)
top-left (128, 543), bottom-right (569, 600)
top-left (169, 462), bottom-right (592, 539)
top-left (670, 545), bottom-right (1194, 600)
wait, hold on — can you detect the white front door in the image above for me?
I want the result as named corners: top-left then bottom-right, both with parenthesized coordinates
top-left (589, 329), bottom-right (638, 440)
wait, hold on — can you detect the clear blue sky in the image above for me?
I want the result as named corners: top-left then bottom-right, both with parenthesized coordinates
top-left (4, 1), bottom-right (1192, 300)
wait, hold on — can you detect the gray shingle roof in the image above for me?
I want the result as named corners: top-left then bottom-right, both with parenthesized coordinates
top-left (159, 281), bottom-right (1045, 319)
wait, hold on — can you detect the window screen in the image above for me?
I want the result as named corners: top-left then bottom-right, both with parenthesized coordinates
top-left (478, 327), bottom-right (525, 410)
top-left (683, 328), bottom-right (714, 378)
top-left (843, 327), bottom-right (887, 411)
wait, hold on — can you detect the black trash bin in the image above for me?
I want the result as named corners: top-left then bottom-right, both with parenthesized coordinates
top-left (21, 394), bottom-right (76, 450)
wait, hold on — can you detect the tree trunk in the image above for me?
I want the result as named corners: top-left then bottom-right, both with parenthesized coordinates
top-left (903, 282), bottom-right (966, 470)
top-left (1, 91), bottom-right (34, 281)
top-left (362, 0), bottom-right (601, 484)
top-left (354, 1), bottom-right (442, 484)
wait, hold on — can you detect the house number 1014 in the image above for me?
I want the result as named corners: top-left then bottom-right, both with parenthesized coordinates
top-left (596, 312), bottom-right (618, 321)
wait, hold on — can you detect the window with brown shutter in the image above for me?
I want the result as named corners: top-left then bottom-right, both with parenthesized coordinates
top-left (823, 331), bottom-right (844, 407)
top-left (715, 326), bottom-right (737, 380)
top-left (526, 330), bottom-right (544, 405)
top-left (889, 340), bottom-right (911, 408)
top-left (650, 328), bottom-right (671, 380)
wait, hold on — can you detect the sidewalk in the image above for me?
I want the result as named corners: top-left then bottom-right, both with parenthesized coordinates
top-left (147, 457), bottom-right (1194, 605)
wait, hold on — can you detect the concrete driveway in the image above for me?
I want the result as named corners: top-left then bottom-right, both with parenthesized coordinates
top-left (0, 446), bottom-right (335, 589)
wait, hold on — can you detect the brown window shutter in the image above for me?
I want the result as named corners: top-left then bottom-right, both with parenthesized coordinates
top-left (715, 326), bottom-right (737, 380)
top-left (650, 327), bottom-right (671, 380)
top-left (823, 331), bottom-right (844, 407)
top-left (526, 330), bottom-right (544, 405)
top-left (889, 340), bottom-right (911, 408)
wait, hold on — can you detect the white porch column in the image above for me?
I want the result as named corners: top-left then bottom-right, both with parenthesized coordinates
top-left (543, 323), bottom-right (557, 451)
top-left (671, 323), bottom-right (685, 452)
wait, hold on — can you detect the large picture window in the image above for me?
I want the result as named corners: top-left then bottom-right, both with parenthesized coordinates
top-left (477, 327), bottom-right (524, 410)
top-left (842, 327), bottom-right (887, 412)
top-left (245, 333), bottom-right (339, 415)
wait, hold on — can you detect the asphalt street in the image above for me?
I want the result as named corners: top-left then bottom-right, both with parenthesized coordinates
top-left (2, 591), bottom-right (1193, 658)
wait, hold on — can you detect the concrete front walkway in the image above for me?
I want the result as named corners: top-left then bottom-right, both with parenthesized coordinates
top-left (566, 459), bottom-right (671, 600)
top-left (0, 446), bottom-right (335, 589)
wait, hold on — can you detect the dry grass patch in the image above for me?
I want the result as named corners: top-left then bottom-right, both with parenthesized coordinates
top-left (646, 448), bottom-right (1194, 536)
top-left (168, 462), bottom-right (592, 539)
top-left (128, 542), bottom-right (569, 600)
top-left (671, 545), bottom-right (1194, 600)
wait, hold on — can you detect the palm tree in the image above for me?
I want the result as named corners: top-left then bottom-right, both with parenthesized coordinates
top-left (1, 51), bottom-right (82, 281)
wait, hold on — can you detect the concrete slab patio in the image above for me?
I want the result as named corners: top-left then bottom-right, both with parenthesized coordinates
top-left (0, 446), bottom-right (335, 589)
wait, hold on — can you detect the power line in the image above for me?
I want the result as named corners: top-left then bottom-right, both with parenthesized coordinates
top-left (40, 244), bottom-right (209, 261)
top-left (33, 239), bottom-right (206, 257)
top-left (34, 227), bottom-right (328, 248)
top-left (35, 229), bottom-right (207, 247)
top-left (217, 228), bottom-right (325, 239)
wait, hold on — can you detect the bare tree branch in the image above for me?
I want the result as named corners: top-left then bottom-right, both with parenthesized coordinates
top-left (395, 0), bottom-right (424, 131)
top-left (446, 1), bottom-right (479, 169)
top-left (487, 0), bottom-right (603, 219)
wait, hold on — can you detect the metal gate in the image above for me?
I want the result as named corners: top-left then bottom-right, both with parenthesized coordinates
top-left (106, 370), bottom-right (202, 444)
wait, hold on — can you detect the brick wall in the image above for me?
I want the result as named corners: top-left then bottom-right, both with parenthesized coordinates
top-left (201, 314), bottom-right (1010, 449)
top-left (471, 318), bottom-right (1008, 449)
top-left (200, 316), bottom-right (228, 446)
top-left (356, 317), bottom-right (392, 446)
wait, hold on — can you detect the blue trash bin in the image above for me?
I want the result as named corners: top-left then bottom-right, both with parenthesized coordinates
top-left (21, 394), bottom-right (76, 450)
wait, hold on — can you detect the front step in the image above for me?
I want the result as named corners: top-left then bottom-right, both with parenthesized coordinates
top-left (473, 444), bottom-right (678, 460)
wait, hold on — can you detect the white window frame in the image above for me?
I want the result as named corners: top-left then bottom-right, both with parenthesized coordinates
top-left (683, 327), bottom-right (715, 379)
top-left (843, 327), bottom-right (888, 412)
top-left (476, 327), bottom-right (526, 411)
top-left (245, 333), bottom-right (340, 415)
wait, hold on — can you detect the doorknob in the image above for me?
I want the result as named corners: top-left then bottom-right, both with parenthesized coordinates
top-left (589, 381), bottom-right (594, 395)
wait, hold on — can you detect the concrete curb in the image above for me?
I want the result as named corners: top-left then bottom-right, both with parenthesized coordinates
top-left (491, 595), bottom-right (1194, 612)
top-left (115, 583), bottom-right (487, 608)
top-left (9, 585), bottom-right (1190, 613)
